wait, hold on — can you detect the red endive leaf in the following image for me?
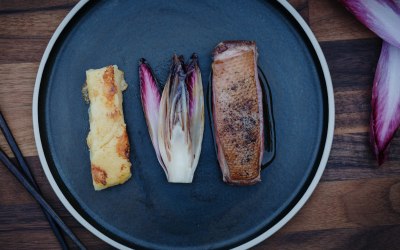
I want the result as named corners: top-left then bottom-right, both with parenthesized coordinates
top-left (186, 53), bottom-right (202, 117)
top-left (340, 0), bottom-right (400, 48)
top-left (158, 55), bottom-right (194, 183)
top-left (370, 41), bottom-right (400, 165)
top-left (185, 53), bottom-right (205, 172)
top-left (139, 58), bottom-right (166, 172)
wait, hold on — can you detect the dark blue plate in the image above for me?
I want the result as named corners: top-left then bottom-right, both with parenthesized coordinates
top-left (34, 0), bottom-right (334, 249)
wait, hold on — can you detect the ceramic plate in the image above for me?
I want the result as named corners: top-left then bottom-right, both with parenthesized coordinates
top-left (33, 1), bottom-right (334, 249)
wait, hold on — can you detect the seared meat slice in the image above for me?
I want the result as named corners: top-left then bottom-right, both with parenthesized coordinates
top-left (212, 41), bottom-right (264, 185)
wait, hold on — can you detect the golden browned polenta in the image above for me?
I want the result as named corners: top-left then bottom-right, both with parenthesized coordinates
top-left (86, 65), bottom-right (131, 190)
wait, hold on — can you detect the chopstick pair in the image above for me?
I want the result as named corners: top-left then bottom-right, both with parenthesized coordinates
top-left (0, 112), bottom-right (86, 250)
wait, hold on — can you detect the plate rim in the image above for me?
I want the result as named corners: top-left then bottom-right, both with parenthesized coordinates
top-left (32, 0), bottom-right (335, 249)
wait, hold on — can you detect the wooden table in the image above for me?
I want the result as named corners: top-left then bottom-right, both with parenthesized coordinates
top-left (1, 1), bottom-right (399, 249)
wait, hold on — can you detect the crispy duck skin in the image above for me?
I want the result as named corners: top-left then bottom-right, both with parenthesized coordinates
top-left (212, 41), bottom-right (264, 185)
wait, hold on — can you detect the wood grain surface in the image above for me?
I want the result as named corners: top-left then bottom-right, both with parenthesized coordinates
top-left (0, 1), bottom-right (399, 249)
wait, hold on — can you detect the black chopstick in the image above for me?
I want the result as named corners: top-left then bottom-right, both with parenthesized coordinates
top-left (0, 112), bottom-right (69, 250)
top-left (0, 148), bottom-right (86, 250)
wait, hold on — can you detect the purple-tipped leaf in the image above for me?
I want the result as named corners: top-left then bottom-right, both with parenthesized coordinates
top-left (139, 58), bottom-right (167, 173)
top-left (185, 53), bottom-right (204, 171)
top-left (158, 55), bottom-right (194, 183)
top-left (370, 41), bottom-right (400, 165)
top-left (186, 54), bottom-right (198, 117)
top-left (340, 0), bottom-right (400, 48)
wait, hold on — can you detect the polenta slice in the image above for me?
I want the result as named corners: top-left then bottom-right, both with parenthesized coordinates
top-left (85, 65), bottom-right (131, 190)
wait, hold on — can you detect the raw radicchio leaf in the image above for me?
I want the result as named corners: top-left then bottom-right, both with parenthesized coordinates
top-left (370, 41), bottom-right (400, 165)
top-left (340, 0), bottom-right (400, 48)
top-left (341, 0), bottom-right (400, 164)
